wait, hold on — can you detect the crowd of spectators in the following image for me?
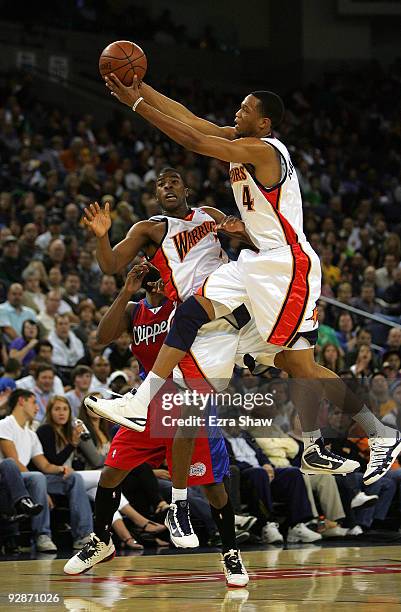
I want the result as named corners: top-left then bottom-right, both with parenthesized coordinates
top-left (0, 58), bottom-right (401, 554)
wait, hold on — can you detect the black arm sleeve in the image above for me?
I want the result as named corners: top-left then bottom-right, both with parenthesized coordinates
top-left (36, 424), bottom-right (75, 466)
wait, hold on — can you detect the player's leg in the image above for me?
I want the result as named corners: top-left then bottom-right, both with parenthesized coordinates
top-left (203, 481), bottom-right (248, 587)
top-left (276, 347), bottom-right (401, 483)
top-left (63, 465), bottom-right (128, 575)
top-left (86, 261), bottom-right (245, 431)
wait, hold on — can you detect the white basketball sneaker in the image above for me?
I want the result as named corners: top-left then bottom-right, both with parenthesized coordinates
top-left (85, 390), bottom-right (148, 432)
top-left (363, 431), bottom-right (401, 485)
top-left (63, 533), bottom-right (115, 575)
top-left (221, 549), bottom-right (249, 587)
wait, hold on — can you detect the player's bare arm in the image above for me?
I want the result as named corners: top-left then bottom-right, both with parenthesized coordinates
top-left (202, 206), bottom-right (257, 250)
top-left (140, 82), bottom-right (235, 139)
top-left (96, 264), bottom-right (148, 344)
top-left (106, 74), bottom-right (279, 185)
top-left (83, 202), bottom-right (166, 274)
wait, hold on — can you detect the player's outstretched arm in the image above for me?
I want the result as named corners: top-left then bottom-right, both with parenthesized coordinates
top-left (83, 202), bottom-right (153, 274)
top-left (106, 74), bottom-right (274, 168)
top-left (140, 82), bottom-right (235, 139)
top-left (96, 264), bottom-right (148, 344)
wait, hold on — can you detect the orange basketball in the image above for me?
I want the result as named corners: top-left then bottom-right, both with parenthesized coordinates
top-left (99, 40), bottom-right (147, 85)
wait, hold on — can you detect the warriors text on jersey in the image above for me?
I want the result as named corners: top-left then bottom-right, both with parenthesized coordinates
top-left (229, 136), bottom-right (306, 251)
top-left (130, 297), bottom-right (174, 378)
top-left (149, 208), bottom-right (227, 302)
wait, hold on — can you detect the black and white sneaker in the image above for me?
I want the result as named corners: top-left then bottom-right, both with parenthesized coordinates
top-left (165, 501), bottom-right (199, 548)
top-left (221, 549), bottom-right (249, 587)
top-left (363, 431), bottom-right (401, 485)
top-left (63, 533), bottom-right (115, 575)
top-left (301, 438), bottom-right (360, 475)
top-left (85, 390), bottom-right (148, 432)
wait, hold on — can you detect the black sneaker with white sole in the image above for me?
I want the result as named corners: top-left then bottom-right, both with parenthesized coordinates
top-left (221, 549), bottom-right (249, 587)
top-left (363, 431), bottom-right (401, 485)
top-left (165, 501), bottom-right (199, 548)
top-left (301, 438), bottom-right (360, 475)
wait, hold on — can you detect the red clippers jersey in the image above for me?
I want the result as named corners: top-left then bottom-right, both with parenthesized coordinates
top-left (130, 297), bottom-right (175, 377)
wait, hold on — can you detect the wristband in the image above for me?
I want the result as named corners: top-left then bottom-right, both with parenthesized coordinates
top-left (132, 97), bottom-right (144, 112)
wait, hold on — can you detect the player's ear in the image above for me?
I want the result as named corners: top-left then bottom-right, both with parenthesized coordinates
top-left (185, 188), bottom-right (189, 197)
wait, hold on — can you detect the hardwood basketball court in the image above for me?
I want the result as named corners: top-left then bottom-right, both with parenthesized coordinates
top-left (1, 544), bottom-right (401, 611)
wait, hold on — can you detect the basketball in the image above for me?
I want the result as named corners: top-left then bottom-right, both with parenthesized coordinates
top-left (99, 40), bottom-right (147, 85)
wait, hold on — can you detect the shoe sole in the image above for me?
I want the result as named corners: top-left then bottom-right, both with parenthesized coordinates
top-left (300, 464), bottom-right (360, 475)
top-left (63, 549), bottom-right (116, 575)
top-left (226, 578), bottom-right (250, 588)
top-left (350, 498), bottom-right (378, 509)
top-left (85, 397), bottom-right (146, 432)
top-left (363, 439), bottom-right (401, 485)
top-left (165, 517), bottom-right (199, 549)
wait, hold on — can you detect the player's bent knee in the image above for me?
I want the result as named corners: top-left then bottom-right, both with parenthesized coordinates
top-left (100, 465), bottom-right (126, 488)
top-left (165, 296), bottom-right (211, 352)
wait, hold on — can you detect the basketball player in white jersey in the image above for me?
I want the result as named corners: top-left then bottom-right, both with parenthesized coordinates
top-left (101, 74), bottom-right (401, 487)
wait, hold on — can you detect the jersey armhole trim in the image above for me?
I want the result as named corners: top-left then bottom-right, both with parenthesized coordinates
top-left (254, 141), bottom-right (288, 193)
top-left (145, 218), bottom-right (169, 261)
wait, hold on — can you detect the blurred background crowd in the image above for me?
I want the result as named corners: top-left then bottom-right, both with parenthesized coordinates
top-left (0, 34), bottom-right (401, 555)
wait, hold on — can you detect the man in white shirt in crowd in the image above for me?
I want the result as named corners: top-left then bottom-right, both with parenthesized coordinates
top-left (89, 355), bottom-right (111, 395)
top-left (65, 365), bottom-right (93, 418)
top-left (0, 284), bottom-right (37, 341)
top-left (16, 360), bottom-right (64, 417)
top-left (37, 290), bottom-right (64, 336)
top-left (0, 389), bottom-right (93, 552)
top-left (48, 314), bottom-right (84, 384)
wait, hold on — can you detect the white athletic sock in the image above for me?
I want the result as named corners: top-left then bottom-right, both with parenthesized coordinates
top-left (352, 405), bottom-right (390, 438)
top-left (131, 371), bottom-right (166, 410)
top-left (171, 487), bottom-right (187, 503)
top-left (302, 429), bottom-right (322, 450)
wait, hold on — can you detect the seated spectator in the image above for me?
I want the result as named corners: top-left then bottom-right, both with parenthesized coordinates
top-left (77, 329), bottom-right (105, 365)
top-left (37, 290), bottom-right (63, 336)
top-left (107, 331), bottom-right (133, 370)
top-left (34, 339), bottom-right (55, 363)
top-left (383, 269), bottom-right (401, 315)
top-left (344, 328), bottom-right (380, 369)
top-left (321, 246), bottom-right (341, 288)
top-left (376, 254), bottom-right (398, 292)
top-left (73, 300), bottom-right (97, 344)
top-left (108, 370), bottom-right (129, 395)
top-left (384, 327), bottom-right (401, 357)
top-left (110, 201), bottom-right (138, 245)
top-left (223, 422), bottom-right (320, 544)
top-left (382, 381), bottom-right (401, 430)
top-left (370, 372), bottom-right (396, 417)
top-left (335, 312), bottom-right (356, 354)
top-left (89, 355), bottom-right (111, 394)
top-left (0, 284), bottom-right (36, 341)
top-left (318, 343), bottom-right (344, 373)
top-left (350, 344), bottom-right (375, 380)
top-left (35, 215), bottom-right (64, 251)
top-left (37, 397), bottom-right (164, 549)
top-left (43, 239), bottom-right (67, 275)
top-left (9, 319), bottom-right (41, 368)
top-left (92, 275), bottom-right (118, 309)
top-left (316, 301), bottom-right (340, 351)
top-left (48, 314), bottom-right (85, 384)
top-left (47, 266), bottom-right (64, 292)
top-left (77, 250), bottom-right (102, 296)
top-left (21, 268), bottom-right (46, 314)
top-left (65, 366), bottom-right (93, 418)
top-left (0, 389), bottom-right (93, 552)
top-left (0, 236), bottom-right (24, 284)
top-left (16, 360), bottom-right (64, 417)
top-left (18, 223), bottom-right (42, 268)
top-left (61, 273), bottom-right (86, 317)
top-left (351, 283), bottom-right (383, 324)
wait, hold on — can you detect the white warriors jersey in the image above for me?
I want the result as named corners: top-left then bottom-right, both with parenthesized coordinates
top-left (149, 208), bottom-right (228, 302)
top-left (229, 136), bottom-right (306, 251)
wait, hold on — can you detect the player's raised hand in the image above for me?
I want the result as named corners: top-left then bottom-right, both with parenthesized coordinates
top-left (216, 215), bottom-right (246, 234)
top-left (82, 201), bottom-right (111, 238)
top-left (147, 278), bottom-right (165, 296)
top-left (124, 263), bottom-right (149, 294)
top-left (105, 73), bottom-right (141, 108)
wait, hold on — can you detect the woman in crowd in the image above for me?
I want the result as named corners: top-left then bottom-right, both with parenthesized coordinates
top-left (318, 343), bottom-right (344, 373)
top-left (9, 320), bottom-right (41, 368)
top-left (350, 344), bottom-right (375, 380)
top-left (37, 396), bottom-right (168, 548)
top-left (335, 312), bottom-right (356, 354)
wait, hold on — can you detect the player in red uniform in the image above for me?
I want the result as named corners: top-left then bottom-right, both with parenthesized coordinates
top-left (64, 265), bottom-right (249, 587)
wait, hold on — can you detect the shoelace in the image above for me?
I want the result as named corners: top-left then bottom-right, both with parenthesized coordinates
top-left (78, 536), bottom-right (100, 560)
top-left (172, 503), bottom-right (193, 536)
top-left (369, 441), bottom-right (390, 467)
top-left (223, 550), bottom-right (243, 574)
top-left (312, 442), bottom-right (346, 464)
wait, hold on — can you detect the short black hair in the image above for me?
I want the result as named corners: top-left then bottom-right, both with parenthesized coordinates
top-left (8, 389), bottom-right (34, 412)
top-left (251, 91), bottom-right (285, 129)
top-left (71, 365), bottom-right (92, 383)
top-left (4, 358), bottom-right (21, 374)
top-left (157, 167), bottom-right (182, 181)
top-left (35, 363), bottom-right (55, 378)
